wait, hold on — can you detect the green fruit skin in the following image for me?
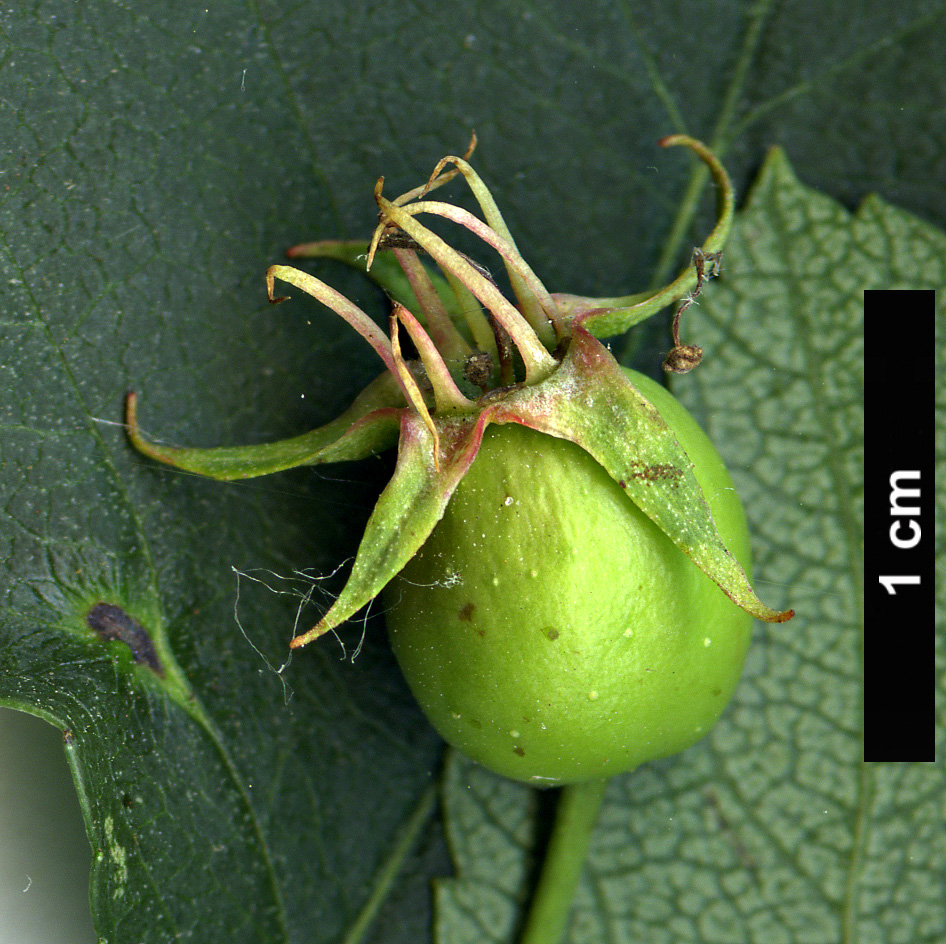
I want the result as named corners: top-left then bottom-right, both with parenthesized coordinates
top-left (383, 369), bottom-right (753, 786)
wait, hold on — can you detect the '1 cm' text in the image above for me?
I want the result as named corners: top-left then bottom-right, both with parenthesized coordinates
top-left (879, 470), bottom-right (921, 595)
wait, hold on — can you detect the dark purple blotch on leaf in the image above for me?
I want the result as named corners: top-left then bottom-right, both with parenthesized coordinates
top-left (86, 602), bottom-right (164, 677)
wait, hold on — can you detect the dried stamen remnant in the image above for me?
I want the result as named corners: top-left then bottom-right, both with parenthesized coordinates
top-left (87, 602), bottom-right (164, 676)
top-left (376, 231), bottom-right (424, 252)
top-left (662, 249), bottom-right (723, 374)
top-left (663, 344), bottom-right (703, 373)
top-left (464, 350), bottom-right (493, 390)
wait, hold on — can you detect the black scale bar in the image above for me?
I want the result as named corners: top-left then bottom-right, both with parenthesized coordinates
top-left (863, 289), bottom-right (935, 761)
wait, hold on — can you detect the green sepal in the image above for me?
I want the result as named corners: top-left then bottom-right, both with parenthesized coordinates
top-left (552, 134), bottom-right (736, 339)
top-left (126, 371), bottom-right (404, 481)
top-left (491, 327), bottom-right (793, 624)
top-left (290, 408), bottom-right (496, 647)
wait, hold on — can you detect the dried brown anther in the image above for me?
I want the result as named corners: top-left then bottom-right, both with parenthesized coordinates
top-left (662, 248), bottom-right (722, 374)
top-left (464, 350), bottom-right (494, 390)
top-left (663, 344), bottom-right (704, 373)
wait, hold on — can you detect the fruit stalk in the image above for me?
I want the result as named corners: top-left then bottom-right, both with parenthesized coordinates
top-left (518, 778), bottom-right (609, 944)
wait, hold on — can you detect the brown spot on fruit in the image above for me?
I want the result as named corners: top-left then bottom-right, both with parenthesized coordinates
top-left (627, 461), bottom-right (684, 486)
top-left (458, 602), bottom-right (475, 622)
top-left (513, 745), bottom-right (525, 757)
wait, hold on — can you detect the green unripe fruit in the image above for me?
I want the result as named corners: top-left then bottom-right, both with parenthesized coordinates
top-left (384, 369), bottom-right (753, 786)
